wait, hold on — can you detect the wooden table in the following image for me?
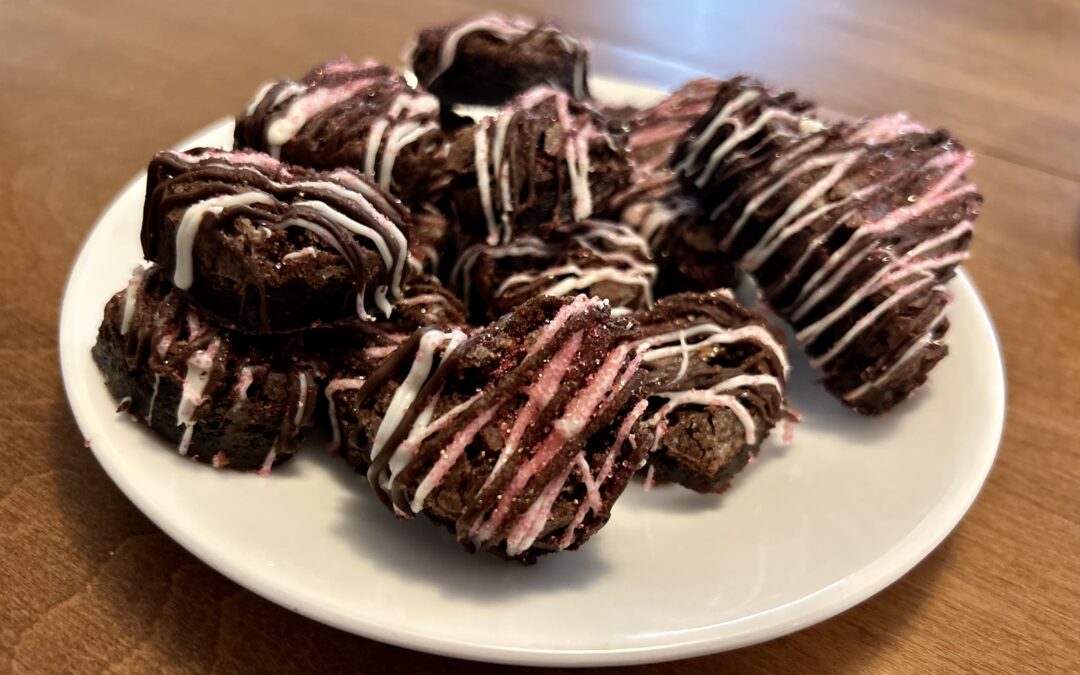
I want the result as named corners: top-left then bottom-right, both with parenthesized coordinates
top-left (2, 0), bottom-right (1078, 671)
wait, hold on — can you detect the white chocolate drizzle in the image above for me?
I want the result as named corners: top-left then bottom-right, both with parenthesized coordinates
top-left (325, 377), bottom-right (367, 452)
top-left (367, 329), bottom-right (468, 498)
top-left (175, 339), bottom-right (220, 456)
top-left (146, 373), bottom-right (160, 425)
top-left (120, 264), bottom-right (148, 336)
top-left (472, 87), bottom-right (601, 243)
top-left (257, 447), bottom-right (277, 477)
top-left (292, 371), bottom-right (309, 427)
top-left (161, 154), bottom-right (411, 320)
top-left (173, 192), bottom-right (276, 290)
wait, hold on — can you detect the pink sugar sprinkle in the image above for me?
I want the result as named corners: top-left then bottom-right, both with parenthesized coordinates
top-left (186, 312), bottom-right (205, 341)
top-left (576, 453), bottom-right (602, 512)
top-left (505, 458), bottom-right (576, 555)
top-left (557, 397), bottom-right (650, 550)
top-left (476, 343), bottom-right (633, 544)
top-left (475, 331), bottom-right (584, 499)
top-left (411, 407), bottom-right (499, 510)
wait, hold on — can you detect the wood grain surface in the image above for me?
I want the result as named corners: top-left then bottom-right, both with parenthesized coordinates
top-left (2, 0), bottom-right (1078, 672)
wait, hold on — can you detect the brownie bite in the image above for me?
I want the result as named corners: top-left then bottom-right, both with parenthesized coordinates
top-left (608, 79), bottom-right (740, 295)
top-left (141, 148), bottom-right (413, 333)
top-left (624, 78), bottom-right (725, 175)
top-left (234, 57), bottom-right (449, 205)
top-left (620, 195), bottom-right (741, 297)
top-left (316, 273), bottom-right (468, 466)
top-left (326, 294), bottom-right (650, 562)
top-left (410, 13), bottom-right (589, 107)
top-left (92, 265), bottom-right (320, 472)
top-left (673, 76), bottom-right (821, 206)
top-left (408, 203), bottom-right (451, 276)
top-left (445, 86), bottom-right (632, 244)
top-left (675, 79), bottom-right (981, 414)
top-left (393, 273), bottom-right (469, 331)
top-left (632, 291), bottom-right (789, 493)
top-left (451, 219), bottom-right (657, 322)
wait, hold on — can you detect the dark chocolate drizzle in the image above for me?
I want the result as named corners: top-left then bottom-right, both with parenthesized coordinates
top-left (672, 78), bottom-right (981, 414)
top-left (447, 86), bottom-right (631, 243)
top-left (451, 219), bottom-right (657, 320)
top-left (234, 58), bottom-right (448, 204)
top-left (142, 149), bottom-right (412, 319)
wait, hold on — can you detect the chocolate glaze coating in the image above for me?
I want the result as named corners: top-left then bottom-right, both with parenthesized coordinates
top-left (411, 13), bottom-right (589, 107)
top-left (92, 265), bottom-right (319, 472)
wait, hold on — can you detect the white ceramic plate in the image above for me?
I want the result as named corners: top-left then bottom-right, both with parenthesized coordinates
top-left (60, 77), bottom-right (1005, 667)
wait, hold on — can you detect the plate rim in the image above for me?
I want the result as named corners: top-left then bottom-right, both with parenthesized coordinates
top-left (59, 79), bottom-right (1006, 667)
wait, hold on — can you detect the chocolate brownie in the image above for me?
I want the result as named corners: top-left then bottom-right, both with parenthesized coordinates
top-left (393, 273), bottom-right (469, 332)
top-left (92, 265), bottom-right (319, 472)
top-left (673, 76), bottom-right (822, 207)
top-left (607, 80), bottom-right (726, 218)
top-left (326, 294), bottom-right (650, 562)
top-left (452, 219), bottom-right (656, 322)
top-left (625, 78), bottom-right (725, 175)
top-left (676, 83), bottom-right (981, 413)
top-left (607, 79), bottom-right (740, 295)
top-left (444, 86), bottom-right (632, 244)
top-left (407, 203), bottom-right (451, 276)
top-left (620, 195), bottom-right (741, 296)
top-left (632, 291), bottom-right (789, 493)
top-left (315, 273), bottom-right (468, 466)
top-left (312, 273), bottom-right (467, 385)
top-left (141, 148), bottom-right (413, 333)
top-left (410, 13), bottom-right (589, 107)
top-left (234, 57), bottom-right (449, 205)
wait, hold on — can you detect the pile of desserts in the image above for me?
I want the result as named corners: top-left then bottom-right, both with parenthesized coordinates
top-left (92, 13), bottom-right (981, 562)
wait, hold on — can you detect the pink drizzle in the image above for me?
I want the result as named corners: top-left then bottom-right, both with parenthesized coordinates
top-left (410, 407), bottom-right (500, 512)
top-left (475, 342), bottom-right (635, 548)
top-left (477, 330), bottom-right (584, 494)
top-left (558, 397), bottom-right (649, 549)
top-left (324, 377), bottom-right (367, 452)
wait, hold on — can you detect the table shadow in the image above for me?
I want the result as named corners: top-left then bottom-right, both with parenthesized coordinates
top-left (311, 445), bottom-right (612, 603)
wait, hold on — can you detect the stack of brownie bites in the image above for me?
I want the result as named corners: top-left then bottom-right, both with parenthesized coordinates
top-left (93, 13), bottom-right (981, 562)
